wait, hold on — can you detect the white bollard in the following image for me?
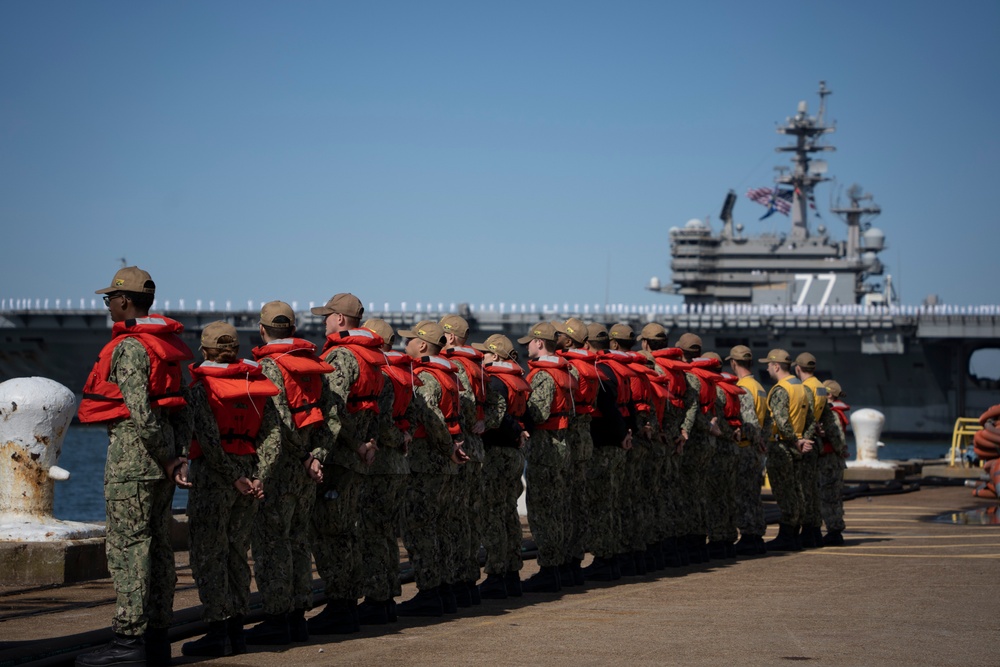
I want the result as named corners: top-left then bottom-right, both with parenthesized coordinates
top-left (847, 408), bottom-right (893, 469)
top-left (0, 377), bottom-right (105, 540)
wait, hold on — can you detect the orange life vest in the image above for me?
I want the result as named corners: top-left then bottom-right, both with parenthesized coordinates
top-left (650, 348), bottom-right (690, 409)
top-left (687, 358), bottom-right (722, 414)
top-left (557, 347), bottom-right (600, 416)
top-left (623, 352), bottom-right (656, 415)
top-left (319, 328), bottom-right (386, 414)
top-left (381, 350), bottom-right (422, 432)
top-left (596, 350), bottom-right (636, 417)
top-left (411, 355), bottom-right (462, 438)
top-left (442, 345), bottom-right (486, 421)
top-left (483, 360), bottom-right (531, 419)
top-left (252, 338), bottom-right (333, 429)
top-left (188, 359), bottom-right (280, 459)
top-left (638, 362), bottom-right (671, 425)
top-left (526, 355), bottom-right (575, 430)
top-left (823, 399), bottom-right (851, 455)
top-left (78, 316), bottom-right (192, 423)
top-left (717, 373), bottom-right (746, 429)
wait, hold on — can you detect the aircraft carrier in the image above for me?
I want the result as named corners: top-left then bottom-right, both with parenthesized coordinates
top-left (1, 83), bottom-right (997, 437)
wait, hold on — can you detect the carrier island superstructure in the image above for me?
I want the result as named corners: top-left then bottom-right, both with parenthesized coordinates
top-left (1, 84), bottom-right (998, 437)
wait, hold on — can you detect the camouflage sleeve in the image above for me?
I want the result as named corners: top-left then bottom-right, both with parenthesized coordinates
top-left (189, 383), bottom-right (245, 483)
top-left (256, 360), bottom-right (288, 480)
top-left (769, 386), bottom-right (796, 443)
top-left (483, 379), bottom-right (507, 430)
top-left (455, 365), bottom-right (478, 431)
top-left (681, 374), bottom-right (700, 433)
top-left (412, 372), bottom-right (453, 452)
top-left (819, 404), bottom-right (844, 450)
top-left (109, 338), bottom-right (169, 466)
top-left (255, 397), bottom-right (282, 480)
top-left (738, 392), bottom-right (761, 444)
top-left (324, 348), bottom-right (360, 445)
top-left (172, 386), bottom-right (195, 457)
top-left (715, 387), bottom-right (734, 441)
top-left (309, 382), bottom-right (340, 462)
top-left (527, 371), bottom-right (555, 427)
top-left (802, 386), bottom-right (817, 439)
top-left (375, 377), bottom-right (403, 450)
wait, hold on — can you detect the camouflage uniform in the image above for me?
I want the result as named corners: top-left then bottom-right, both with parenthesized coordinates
top-left (621, 413), bottom-right (652, 554)
top-left (585, 366), bottom-right (628, 560)
top-left (525, 371), bottom-right (570, 568)
top-left (357, 379), bottom-right (410, 602)
top-left (819, 407), bottom-right (848, 532)
top-left (252, 358), bottom-right (334, 616)
top-left (735, 388), bottom-right (768, 538)
top-left (766, 383), bottom-right (816, 528)
top-left (186, 381), bottom-right (277, 622)
top-left (706, 385), bottom-right (740, 544)
top-left (803, 401), bottom-right (840, 528)
top-left (103, 337), bottom-right (190, 637)
top-left (449, 362), bottom-right (485, 587)
top-left (564, 365), bottom-right (593, 566)
top-left (402, 371), bottom-right (460, 591)
top-left (481, 377), bottom-right (526, 576)
top-left (678, 374), bottom-right (711, 537)
top-left (658, 401), bottom-right (686, 544)
top-left (312, 348), bottom-right (373, 602)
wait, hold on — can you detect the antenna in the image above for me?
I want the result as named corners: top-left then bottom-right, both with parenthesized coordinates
top-left (118, 257), bottom-right (127, 268)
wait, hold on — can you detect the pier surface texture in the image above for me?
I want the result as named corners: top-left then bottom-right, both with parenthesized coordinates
top-left (0, 485), bottom-right (995, 666)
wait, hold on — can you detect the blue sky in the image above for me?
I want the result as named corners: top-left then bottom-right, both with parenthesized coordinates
top-left (2, 1), bottom-right (998, 312)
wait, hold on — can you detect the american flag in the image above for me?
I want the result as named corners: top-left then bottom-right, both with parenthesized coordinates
top-left (746, 187), bottom-right (793, 215)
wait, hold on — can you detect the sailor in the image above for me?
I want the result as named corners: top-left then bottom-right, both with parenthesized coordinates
top-left (356, 318), bottom-right (417, 624)
top-left (440, 314), bottom-right (487, 606)
top-left (641, 323), bottom-right (693, 567)
top-left (181, 322), bottom-right (280, 658)
top-left (554, 317), bottom-right (598, 587)
top-left (819, 379), bottom-right (850, 546)
top-left (675, 332), bottom-right (720, 563)
top-left (794, 352), bottom-right (838, 548)
top-left (760, 349), bottom-right (816, 551)
top-left (308, 293), bottom-right (384, 634)
top-left (396, 321), bottom-right (468, 617)
top-left (474, 334), bottom-right (531, 599)
top-left (518, 321), bottom-right (574, 593)
top-left (726, 345), bottom-right (769, 556)
top-left (581, 323), bottom-right (631, 581)
top-left (246, 302), bottom-right (332, 644)
top-left (76, 267), bottom-right (193, 667)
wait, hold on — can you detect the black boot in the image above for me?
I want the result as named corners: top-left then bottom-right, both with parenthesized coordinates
top-left (582, 556), bottom-right (620, 582)
top-left (307, 599), bottom-right (360, 635)
top-left (396, 587), bottom-right (444, 618)
top-left (357, 598), bottom-right (391, 625)
top-left (662, 538), bottom-right (684, 568)
top-left (181, 621), bottom-right (231, 658)
top-left (468, 579), bottom-right (482, 605)
top-left (558, 563), bottom-right (578, 588)
top-left (766, 523), bottom-right (803, 552)
top-left (823, 529), bottom-right (845, 546)
top-left (245, 613), bottom-right (291, 645)
top-left (143, 627), bottom-right (170, 667)
top-left (75, 633), bottom-right (145, 666)
top-left (503, 571), bottom-right (523, 597)
top-left (289, 608), bottom-right (310, 641)
top-left (452, 580), bottom-right (473, 607)
top-left (227, 615), bottom-right (246, 655)
top-left (633, 551), bottom-right (648, 575)
top-left (734, 533), bottom-right (760, 557)
top-left (707, 540), bottom-right (728, 560)
top-left (479, 574), bottom-right (508, 599)
top-left (618, 552), bottom-right (638, 576)
top-left (811, 525), bottom-right (825, 548)
top-left (521, 566), bottom-right (562, 593)
top-left (755, 534), bottom-right (768, 555)
top-left (439, 583), bottom-right (458, 613)
top-left (799, 524), bottom-right (819, 549)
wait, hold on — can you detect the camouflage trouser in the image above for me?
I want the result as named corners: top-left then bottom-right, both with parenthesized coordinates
top-left (189, 457), bottom-right (258, 622)
top-left (585, 446), bottom-right (626, 559)
top-left (800, 448), bottom-right (822, 526)
top-left (678, 434), bottom-right (713, 535)
top-left (620, 439), bottom-right (650, 552)
top-left (311, 464), bottom-right (362, 600)
top-left (766, 440), bottom-right (804, 527)
top-left (706, 440), bottom-right (740, 542)
top-left (644, 443), bottom-right (666, 544)
top-left (357, 473), bottom-right (407, 601)
top-left (402, 472), bottom-right (450, 590)
top-left (105, 478), bottom-right (177, 636)
top-left (565, 416), bottom-right (592, 563)
top-left (451, 460), bottom-right (484, 583)
top-left (252, 461), bottom-right (316, 615)
top-left (481, 446), bottom-right (525, 575)
top-left (659, 451), bottom-right (684, 539)
top-left (735, 444), bottom-right (767, 537)
top-left (819, 453), bottom-right (847, 532)
top-left (525, 460), bottom-right (568, 568)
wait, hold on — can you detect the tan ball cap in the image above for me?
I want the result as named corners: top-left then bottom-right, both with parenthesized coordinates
top-left (472, 334), bottom-right (516, 360)
top-left (587, 322), bottom-right (609, 342)
top-left (823, 379), bottom-right (846, 398)
top-left (95, 266), bottom-right (156, 295)
top-left (609, 323), bottom-right (635, 341)
top-left (759, 349), bottom-right (793, 364)
top-left (201, 321), bottom-right (239, 349)
top-left (554, 317), bottom-right (589, 344)
top-left (725, 345), bottom-right (753, 362)
top-left (310, 293), bottom-right (364, 319)
top-left (260, 301), bottom-right (295, 328)
top-left (398, 320), bottom-right (446, 347)
top-left (362, 318), bottom-right (394, 343)
top-left (675, 332), bottom-right (702, 353)
top-left (439, 314), bottom-right (470, 339)
top-left (517, 321), bottom-right (558, 345)
top-left (639, 323), bottom-right (668, 341)
top-left (794, 352), bottom-right (817, 371)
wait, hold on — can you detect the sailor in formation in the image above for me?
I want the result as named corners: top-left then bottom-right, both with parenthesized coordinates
top-left (76, 273), bottom-right (855, 665)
